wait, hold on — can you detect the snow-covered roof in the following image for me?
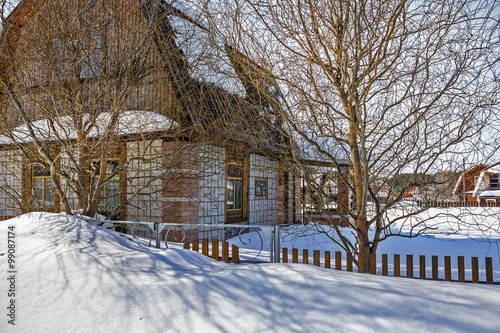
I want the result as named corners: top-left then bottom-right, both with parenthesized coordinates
top-left (166, 1), bottom-right (245, 96)
top-left (0, 111), bottom-right (178, 145)
top-left (292, 130), bottom-right (350, 165)
top-left (478, 190), bottom-right (500, 198)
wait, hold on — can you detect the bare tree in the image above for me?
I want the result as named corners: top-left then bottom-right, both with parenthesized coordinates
top-left (0, 0), bottom-right (193, 218)
top-left (197, 0), bottom-right (500, 270)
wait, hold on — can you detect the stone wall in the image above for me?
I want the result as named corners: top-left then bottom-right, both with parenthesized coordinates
top-left (248, 153), bottom-right (278, 226)
top-left (0, 149), bottom-right (24, 217)
top-left (126, 139), bottom-right (164, 222)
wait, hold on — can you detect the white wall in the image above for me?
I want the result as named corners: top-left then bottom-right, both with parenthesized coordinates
top-left (126, 139), bottom-right (164, 222)
top-left (248, 153), bottom-right (278, 226)
top-left (0, 149), bottom-right (24, 217)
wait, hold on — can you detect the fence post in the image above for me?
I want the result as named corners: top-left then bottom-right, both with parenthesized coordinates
top-left (325, 251), bottom-right (331, 269)
top-left (358, 254), bottom-right (365, 273)
top-left (192, 239), bottom-right (199, 252)
top-left (202, 238), bottom-right (209, 256)
top-left (232, 244), bottom-right (239, 264)
top-left (486, 257), bottom-right (494, 284)
top-left (313, 250), bottom-right (320, 266)
top-left (445, 256), bottom-right (451, 281)
top-left (406, 255), bottom-right (413, 278)
top-left (335, 251), bottom-right (342, 271)
top-left (282, 248), bottom-right (288, 263)
top-left (419, 255), bottom-right (426, 279)
top-left (155, 222), bottom-right (161, 249)
top-left (471, 257), bottom-right (479, 283)
top-left (183, 242), bottom-right (190, 250)
top-left (394, 254), bottom-right (400, 277)
top-left (222, 241), bottom-right (229, 263)
top-left (370, 254), bottom-right (376, 275)
top-left (212, 239), bottom-right (219, 261)
top-left (292, 248), bottom-right (298, 263)
top-left (347, 252), bottom-right (353, 272)
top-left (458, 256), bottom-right (465, 283)
top-left (432, 256), bottom-right (438, 280)
top-left (303, 249), bottom-right (309, 265)
top-left (273, 225), bottom-right (281, 263)
top-left (382, 254), bottom-right (388, 276)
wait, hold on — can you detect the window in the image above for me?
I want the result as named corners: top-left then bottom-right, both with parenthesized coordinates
top-left (52, 30), bottom-right (103, 80)
top-left (490, 174), bottom-right (499, 190)
top-left (227, 163), bottom-right (243, 210)
top-left (33, 167), bottom-right (55, 211)
top-left (80, 32), bottom-right (103, 78)
top-left (255, 177), bottom-right (268, 198)
top-left (91, 159), bottom-right (120, 214)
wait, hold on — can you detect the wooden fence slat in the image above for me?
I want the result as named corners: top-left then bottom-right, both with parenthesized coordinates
top-left (313, 250), bottom-right (320, 266)
top-left (192, 239), bottom-right (199, 252)
top-left (183, 242), bottom-right (190, 250)
top-left (325, 251), bottom-right (331, 269)
top-left (419, 255), bottom-right (425, 279)
top-left (445, 256), bottom-right (451, 281)
top-left (370, 254), bottom-right (376, 275)
top-left (232, 244), bottom-right (239, 264)
top-left (303, 249), bottom-right (309, 265)
top-left (212, 239), bottom-right (219, 261)
top-left (407, 255), bottom-right (413, 278)
top-left (358, 254), bottom-right (365, 273)
top-left (432, 256), bottom-right (438, 280)
top-left (335, 251), bottom-right (342, 271)
top-left (471, 257), bottom-right (479, 283)
top-left (222, 241), bottom-right (229, 263)
top-left (292, 248), bottom-right (298, 263)
top-left (347, 252), bottom-right (353, 272)
top-left (282, 248), bottom-right (288, 263)
top-left (394, 254), bottom-right (400, 277)
top-left (202, 239), bottom-right (209, 256)
top-left (458, 256), bottom-right (465, 283)
top-left (486, 257), bottom-right (494, 284)
top-left (382, 254), bottom-right (388, 276)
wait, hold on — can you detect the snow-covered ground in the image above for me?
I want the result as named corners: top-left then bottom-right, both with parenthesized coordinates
top-left (1, 213), bottom-right (500, 332)
top-left (230, 207), bottom-right (500, 281)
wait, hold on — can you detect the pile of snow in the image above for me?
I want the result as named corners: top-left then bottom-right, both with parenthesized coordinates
top-left (1, 213), bottom-right (500, 332)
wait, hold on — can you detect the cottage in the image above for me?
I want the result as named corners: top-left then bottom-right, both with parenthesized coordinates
top-left (0, 0), bottom-right (306, 241)
top-left (453, 163), bottom-right (500, 206)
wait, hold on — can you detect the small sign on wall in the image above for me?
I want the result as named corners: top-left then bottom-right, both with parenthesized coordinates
top-left (255, 178), bottom-right (268, 198)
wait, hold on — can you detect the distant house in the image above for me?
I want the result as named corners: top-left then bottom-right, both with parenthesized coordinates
top-left (453, 163), bottom-right (500, 206)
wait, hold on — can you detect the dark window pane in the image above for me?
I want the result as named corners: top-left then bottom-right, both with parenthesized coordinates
top-left (227, 179), bottom-right (234, 210)
top-left (235, 179), bottom-right (242, 209)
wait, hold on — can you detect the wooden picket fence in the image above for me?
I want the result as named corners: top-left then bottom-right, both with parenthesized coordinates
top-left (0, 216), bottom-right (15, 221)
top-left (184, 239), bottom-right (240, 264)
top-left (282, 248), bottom-right (496, 284)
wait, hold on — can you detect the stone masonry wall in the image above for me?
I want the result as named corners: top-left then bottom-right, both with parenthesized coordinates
top-left (248, 153), bottom-right (278, 226)
top-left (0, 149), bottom-right (24, 217)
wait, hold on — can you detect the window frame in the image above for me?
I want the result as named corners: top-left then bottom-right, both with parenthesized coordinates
top-left (91, 158), bottom-right (121, 215)
top-left (32, 166), bottom-right (57, 212)
top-left (226, 163), bottom-right (243, 211)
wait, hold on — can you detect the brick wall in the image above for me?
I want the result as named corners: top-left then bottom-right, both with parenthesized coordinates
top-left (198, 145), bottom-right (225, 240)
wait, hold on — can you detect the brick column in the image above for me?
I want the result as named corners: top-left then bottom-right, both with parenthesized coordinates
top-left (162, 141), bottom-right (199, 242)
top-left (336, 166), bottom-right (350, 216)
